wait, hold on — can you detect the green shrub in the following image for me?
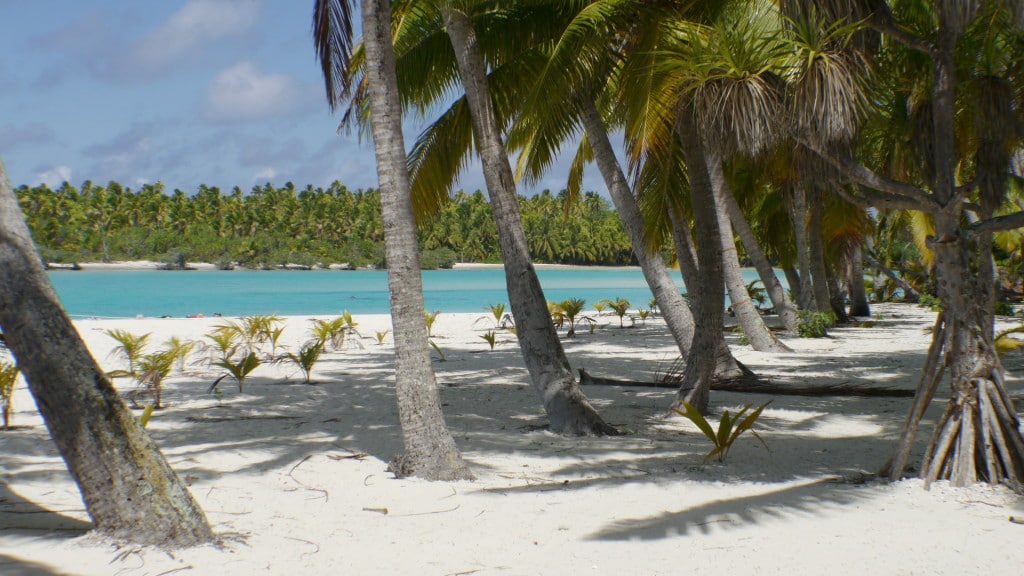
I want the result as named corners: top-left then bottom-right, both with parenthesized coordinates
top-left (797, 310), bottom-right (835, 338)
top-left (917, 293), bottom-right (941, 311)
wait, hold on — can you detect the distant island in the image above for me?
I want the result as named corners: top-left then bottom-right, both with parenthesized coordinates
top-left (17, 181), bottom-right (635, 270)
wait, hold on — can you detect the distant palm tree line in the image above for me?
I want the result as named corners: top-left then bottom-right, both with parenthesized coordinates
top-left (15, 181), bottom-right (633, 268)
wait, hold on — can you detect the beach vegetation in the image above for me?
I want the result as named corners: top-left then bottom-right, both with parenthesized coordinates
top-left (551, 298), bottom-right (593, 338)
top-left (476, 303), bottom-right (514, 331)
top-left (163, 336), bottom-right (196, 373)
top-left (131, 350), bottom-right (175, 409)
top-left (600, 297), bottom-right (631, 328)
top-left (104, 329), bottom-right (151, 377)
top-left (311, 313), bottom-right (360, 350)
top-left (424, 310), bottom-right (440, 337)
top-left (211, 351), bottom-right (261, 393)
top-left (0, 361), bottom-right (20, 429)
top-left (797, 310), bottom-right (836, 338)
top-left (674, 400), bottom-right (771, 463)
top-left (276, 340), bottom-right (324, 385)
top-left (481, 330), bottom-right (498, 350)
top-left (374, 330), bottom-right (390, 345)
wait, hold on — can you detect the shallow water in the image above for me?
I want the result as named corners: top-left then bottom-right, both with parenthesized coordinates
top-left (48, 267), bottom-right (771, 318)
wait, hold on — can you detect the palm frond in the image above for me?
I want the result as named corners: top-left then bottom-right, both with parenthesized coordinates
top-left (312, 0), bottom-right (356, 110)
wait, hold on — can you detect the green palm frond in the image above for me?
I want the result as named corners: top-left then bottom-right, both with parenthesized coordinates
top-left (312, 0), bottom-right (356, 110)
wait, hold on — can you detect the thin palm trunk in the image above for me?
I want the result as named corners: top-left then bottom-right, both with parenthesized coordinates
top-left (444, 7), bottom-right (614, 435)
top-left (790, 183), bottom-right (816, 309)
top-left (580, 98), bottom-right (695, 356)
top-left (0, 160), bottom-right (213, 547)
top-left (711, 159), bottom-right (791, 353)
top-left (718, 179), bottom-right (799, 332)
top-left (807, 185), bottom-right (834, 313)
top-left (361, 0), bottom-right (472, 480)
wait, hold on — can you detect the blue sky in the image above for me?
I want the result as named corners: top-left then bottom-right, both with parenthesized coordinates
top-left (1, 0), bottom-right (599, 196)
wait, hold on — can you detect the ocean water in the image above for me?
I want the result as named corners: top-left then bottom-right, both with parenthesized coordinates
top-left (47, 267), bottom-right (770, 318)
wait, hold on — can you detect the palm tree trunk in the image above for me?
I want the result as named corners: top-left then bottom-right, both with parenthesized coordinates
top-left (711, 159), bottom-right (791, 353)
top-left (807, 185), bottom-right (834, 313)
top-left (847, 242), bottom-right (870, 317)
top-left (580, 98), bottom-right (695, 356)
top-left (0, 160), bottom-right (213, 547)
top-left (444, 8), bottom-right (615, 435)
top-left (717, 179), bottom-right (799, 332)
top-left (789, 183), bottom-right (816, 310)
top-left (362, 0), bottom-right (472, 480)
top-left (673, 109), bottom-right (726, 413)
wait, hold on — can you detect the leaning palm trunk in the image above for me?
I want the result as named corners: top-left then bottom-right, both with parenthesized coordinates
top-left (580, 98), bottom-right (696, 356)
top-left (360, 0), bottom-right (473, 479)
top-left (847, 242), bottom-right (870, 317)
top-left (0, 160), bottom-right (213, 547)
top-left (711, 159), bottom-right (791, 353)
top-left (444, 8), bottom-right (614, 435)
top-left (718, 178), bottom-right (800, 332)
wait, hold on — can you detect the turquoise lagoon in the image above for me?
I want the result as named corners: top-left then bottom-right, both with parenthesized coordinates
top-left (48, 267), bottom-right (770, 319)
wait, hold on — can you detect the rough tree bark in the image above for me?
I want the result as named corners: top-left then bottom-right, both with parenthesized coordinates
top-left (445, 8), bottom-right (615, 435)
top-left (847, 242), bottom-right (871, 317)
top-left (0, 160), bottom-right (213, 547)
top-left (360, 0), bottom-right (473, 480)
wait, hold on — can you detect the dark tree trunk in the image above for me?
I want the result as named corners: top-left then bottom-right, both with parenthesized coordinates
top-left (361, 0), bottom-right (473, 480)
top-left (673, 109), bottom-right (725, 413)
top-left (847, 242), bottom-right (871, 317)
top-left (789, 183), bottom-right (816, 310)
top-left (445, 8), bottom-right (615, 435)
top-left (0, 160), bottom-right (213, 547)
top-left (806, 185), bottom-right (834, 313)
top-left (783, 265), bottom-right (802, 305)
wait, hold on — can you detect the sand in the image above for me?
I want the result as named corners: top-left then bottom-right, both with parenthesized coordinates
top-left (1, 303), bottom-right (1023, 575)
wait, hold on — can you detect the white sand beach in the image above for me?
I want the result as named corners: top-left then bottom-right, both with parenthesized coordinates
top-left (1, 303), bottom-right (1023, 575)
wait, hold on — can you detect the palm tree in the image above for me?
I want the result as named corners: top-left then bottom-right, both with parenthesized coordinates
top-left (0, 159), bottom-right (213, 546)
top-left (789, 1), bottom-right (1024, 486)
top-left (313, 0), bottom-right (473, 479)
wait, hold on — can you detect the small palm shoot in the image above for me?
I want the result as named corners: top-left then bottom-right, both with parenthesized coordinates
top-left (600, 297), bottom-right (631, 328)
top-left (105, 329), bottom-right (151, 377)
top-left (211, 351), bottom-right (261, 393)
top-left (674, 400), bottom-right (772, 463)
top-left (276, 340), bottom-right (324, 384)
top-left (476, 303), bottom-right (514, 330)
top-left (312, 312), bottom-right (361, 350)
top-left (424, 310), bottom-right (440, 337)
top-left (0, 361), bottom-right (20, 429)
top-left (649, 297), bottom-right (659, 316)
top-left (558, 298), bottom-right (593, 338)
top-left (429, 340), bottom-right (447, 361)
top-left (374, 330), bottom-right (390, 345)
top-left (481, 330), bottom-right (498, 350)
top-left (637, 309), bottom-right (651, 325)
top-left (164, 336), bottom-right (196, 373)
top-left (593, 301), bottom-right (607, 316)
top-left (134, 350), bottom-right (174, 409)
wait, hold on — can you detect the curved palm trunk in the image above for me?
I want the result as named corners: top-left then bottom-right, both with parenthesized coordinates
top-left (361, 0), bottom-right (472, 480)
top-left (717, 180), bottom-right (799, 332)
top-left (711, 160), bottom-right (791, 353)
top-left (0, 160), bottom-right (213, 547)
top-left (673, 110), bottom-right (725, 413)
top-left (445, 8), bottom-right (614, 435)
top-left (580, 98), bottom-right (695, 356)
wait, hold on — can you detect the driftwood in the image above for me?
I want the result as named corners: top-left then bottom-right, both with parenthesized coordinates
top-left (578, 368), bottom-right (914, 398)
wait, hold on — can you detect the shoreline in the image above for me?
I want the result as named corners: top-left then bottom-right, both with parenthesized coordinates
top-left (45, 260), bottom-right (644, 272)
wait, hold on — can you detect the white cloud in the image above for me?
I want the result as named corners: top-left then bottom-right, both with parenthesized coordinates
top-left (203, 62), bottom-right (303, 123)
top-left (129, 0), bottom-right (262, 74)
top-left (34, 165), bottom-right (72, 188)
top-left (252, 167), bottom-right (277, 182)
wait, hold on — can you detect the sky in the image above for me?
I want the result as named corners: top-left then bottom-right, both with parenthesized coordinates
top-left (0, 0), bottom-right (604, 196)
